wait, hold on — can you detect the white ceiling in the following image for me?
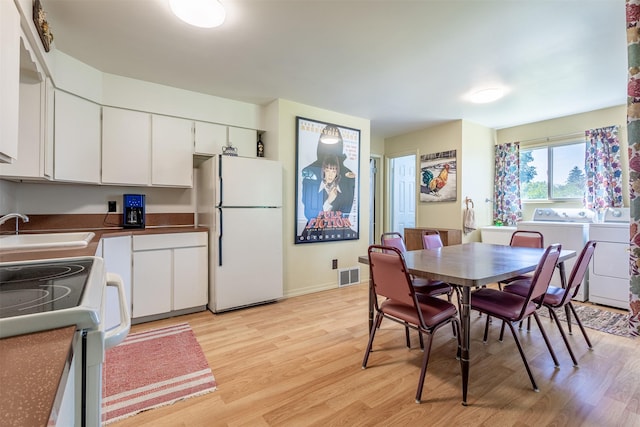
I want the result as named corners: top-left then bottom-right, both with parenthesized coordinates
top-left (43, 0), bottom-right (627, 139)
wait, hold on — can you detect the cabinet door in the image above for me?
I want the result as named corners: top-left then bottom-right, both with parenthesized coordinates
top-left (151, 115), bottom-right (193, 187)
top-left (0, 0), bottom-right (20, 163)
top-left (102, 107), bottom-right (151, 185)
top-left (132, 250), bottom-right (172, 318)
top-left (54, 91), bottom-right (101, 183)
top-left (194, 121), bottom-right (226, 156)
top-left (0, 79), bottom-right (44, 178)
top-left (228, 127), bottom-right (257, 158)
top-left (173, 246), bottom-right (208, 310)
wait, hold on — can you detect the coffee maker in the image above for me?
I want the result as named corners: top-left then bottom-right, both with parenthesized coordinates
top-left (123, 194), bottom-right (145, 229)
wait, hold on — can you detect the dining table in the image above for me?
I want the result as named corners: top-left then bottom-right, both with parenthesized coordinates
top-left (358, 242), bottom-right (576, 406)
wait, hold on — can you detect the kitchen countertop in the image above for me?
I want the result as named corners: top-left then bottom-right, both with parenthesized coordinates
top-left (0, 226), bottom-right (209, 263)
top-left (0, 325), bottom-right (77, 427)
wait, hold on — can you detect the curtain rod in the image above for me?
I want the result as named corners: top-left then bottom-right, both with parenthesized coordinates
top-left (518, 131), bottom-right (585, 145)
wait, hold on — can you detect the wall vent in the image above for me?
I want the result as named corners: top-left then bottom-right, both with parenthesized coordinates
top-left (338, 266), bottom-right (360, 287)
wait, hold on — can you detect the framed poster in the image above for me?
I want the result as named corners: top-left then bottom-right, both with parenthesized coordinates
top-left (419, 150), bottom-right (457, 202)
top-left (295, 117), bottom-right (360, 244)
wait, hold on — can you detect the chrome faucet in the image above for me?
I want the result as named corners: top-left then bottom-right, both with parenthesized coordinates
top-left (0, 213), bottom-right (30, 234)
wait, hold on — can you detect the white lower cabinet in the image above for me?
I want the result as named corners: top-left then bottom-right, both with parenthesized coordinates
top-left (132, 232), bottom-right (208, 320)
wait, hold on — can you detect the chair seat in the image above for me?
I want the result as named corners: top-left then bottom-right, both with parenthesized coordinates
top-left (381, 296), bottom-right (457, 328)
top-left (412, 278), bottom-right (452, 297)
top-left (471, 288), bottom-right (537, 321)
top-left (503, 282), bottom-right (565, 307)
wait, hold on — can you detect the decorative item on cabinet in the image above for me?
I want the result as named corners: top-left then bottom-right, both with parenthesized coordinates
top-left (33, 0), bottom-right (54, 52)
top-left (257, 134), bottom-right (265, 158)
top-left (222, 140), bottom-right (238, 156)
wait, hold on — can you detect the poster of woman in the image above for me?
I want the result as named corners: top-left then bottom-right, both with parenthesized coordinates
top-left (295, 117), bottom-right (360, 244)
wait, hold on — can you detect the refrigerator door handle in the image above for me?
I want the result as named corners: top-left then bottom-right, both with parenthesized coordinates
top-left (218, 208), bottom-right (223, 266)
top-left (217, 155), bottom-right (223, 207)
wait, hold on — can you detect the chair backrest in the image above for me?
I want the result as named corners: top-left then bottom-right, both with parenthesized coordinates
top-left (510, 230), bottom-right (544, 248)
top-left (561, 240), bottom-right (597, 304)
top-left (381, 232), bottom-right (407, 253)
top-left (422, 233), bottom-right (443, 249)
top-left (368, 245), bottom-right (415, 307)
top-left (519, 244), bottom-right (562, 317)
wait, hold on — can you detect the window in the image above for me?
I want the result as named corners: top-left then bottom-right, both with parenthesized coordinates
top-left (519, 141), bottom-right (586, 201)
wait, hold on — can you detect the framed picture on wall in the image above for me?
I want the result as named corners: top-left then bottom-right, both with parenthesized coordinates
top-left (419, 150), bottom-right (457, 202)
top-left (295, 117), bottom-right (360, 244)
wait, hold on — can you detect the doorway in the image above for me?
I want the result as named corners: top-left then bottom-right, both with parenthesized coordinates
top-left (389, 154), bottom-right (416, 233)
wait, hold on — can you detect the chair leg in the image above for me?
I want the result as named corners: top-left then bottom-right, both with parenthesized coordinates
top-left (499, 320), bottom-right (506, 342)
top-left (548, 308), bottom-right (579, 366)
top-left (504, 320), bottom-right (539, 392)
top-left (415, 330), bottom-right (434, 403)
top-left (405, 324), bottom-right (411, 348)
top-left (564, 305), bottom-right (573, 335)
top-left (483, 314), bottom-right (490, 342)
top-left (532, 312), bottom-right (560, 367)
top-left (362, 314), bottom-right (383, 368)
top-left (567, 303), bottom-right (593, 349)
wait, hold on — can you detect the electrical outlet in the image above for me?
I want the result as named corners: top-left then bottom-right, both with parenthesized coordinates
top-left (108, 201), bottom-right (117, 212)
top-left (332, 259), bottom-right (338, 270)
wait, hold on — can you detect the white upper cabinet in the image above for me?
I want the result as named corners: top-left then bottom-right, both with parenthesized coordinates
top-left (54, 90), bottom-right (101, 183)
top-left (0, 0), bottom-right (21, 163)
top-left (0, 72), bottom-right (53, 180)
top-left (194, 121), bottom-right (227, 156)
top-left (151, 115), bottom-right (193, 187)
top-left (102, 107), bottom-right (151, 185)
top-left (228, 126), bottom-right (258, 158)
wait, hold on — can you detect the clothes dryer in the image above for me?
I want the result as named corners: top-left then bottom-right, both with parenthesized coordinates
top-left (589, 208), bottom-right (630, 309)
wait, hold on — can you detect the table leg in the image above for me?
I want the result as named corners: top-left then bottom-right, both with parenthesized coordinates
top-left (460, 286), bottom-right (470, 406)
top-left (558, 261), bottom-right (568, 288)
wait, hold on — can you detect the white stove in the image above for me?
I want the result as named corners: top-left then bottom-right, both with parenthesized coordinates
top-left (0, 256), bottom-right (130, 426)
top-left (589, 208), bottom-right (630, 309)
top-left (518, 208), bottom-right (593, 301)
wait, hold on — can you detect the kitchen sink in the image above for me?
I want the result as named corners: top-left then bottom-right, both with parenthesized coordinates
top-left (0, 232), bottom-right (96, 251)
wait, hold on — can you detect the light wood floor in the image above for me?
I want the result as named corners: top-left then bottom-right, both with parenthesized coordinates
top-left (111, 284), bottom-right (640, 427)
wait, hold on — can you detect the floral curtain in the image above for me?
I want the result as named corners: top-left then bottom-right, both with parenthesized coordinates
top-left (493, 142), bottom-right (522, 226)
top-left (627, 0), bottom-right (640, 337)
top-left (584, 125), bottom-right (623, 211)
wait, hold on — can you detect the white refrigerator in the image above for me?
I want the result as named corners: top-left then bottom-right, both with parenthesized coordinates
top-left (196, 155), bottom-right (283, 312)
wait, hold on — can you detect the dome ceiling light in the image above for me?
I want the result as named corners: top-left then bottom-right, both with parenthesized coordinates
top-left (169, 0), bottom-right (226, 28)
top-left (468, 87), bottom-right (506, 104)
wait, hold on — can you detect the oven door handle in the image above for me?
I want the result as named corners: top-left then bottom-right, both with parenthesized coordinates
top-left (104, 273), bottom-right (131, 350)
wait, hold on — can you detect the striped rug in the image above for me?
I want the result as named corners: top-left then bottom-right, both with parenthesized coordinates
top-left (102, 322), bottom-right (217, 424)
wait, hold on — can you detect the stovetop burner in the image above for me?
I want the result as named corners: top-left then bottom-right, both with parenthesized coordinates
top-left (0, 259), bottom-right (94, 319)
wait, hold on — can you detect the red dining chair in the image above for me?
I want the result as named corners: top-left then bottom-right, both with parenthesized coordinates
top-left (381, 232), bottom-right (455, 344)
top-left (363, 245), bottom-right (462, 403)
top-left (502, 241), bottom-right (596, 366)
top-left (381, 233), bottom-right (452, 300)
top-left (421, 231), bottom-right (444, 249)
top-left (498, 230), bottom-right (544, 289)
top-left (470, 244), bottom-right (562, 392)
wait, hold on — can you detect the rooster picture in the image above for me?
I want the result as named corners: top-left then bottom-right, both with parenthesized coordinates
top-left (422, 163), bottom-right (450, 196)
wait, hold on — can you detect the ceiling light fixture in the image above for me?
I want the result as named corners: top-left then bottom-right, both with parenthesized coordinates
top-left (468, 87), bottom-right (506, 104)
top-left (169, 0), bottom-right (226, 28)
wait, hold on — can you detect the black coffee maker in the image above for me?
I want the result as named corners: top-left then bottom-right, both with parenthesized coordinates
top-left (123, 194), bottom-right (145, 229)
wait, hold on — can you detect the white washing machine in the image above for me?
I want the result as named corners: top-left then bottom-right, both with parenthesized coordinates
top-left (589, 208), bottom-right (630, 309)
top-left (517, 208), bottom-right (594, 301)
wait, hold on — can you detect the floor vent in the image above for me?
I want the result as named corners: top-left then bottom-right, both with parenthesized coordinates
top-left (338, 266), bottom-right (360, 287)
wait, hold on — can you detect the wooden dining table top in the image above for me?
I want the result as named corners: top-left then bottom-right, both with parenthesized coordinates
top-left (359, 242), bottom-right (576, 288)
